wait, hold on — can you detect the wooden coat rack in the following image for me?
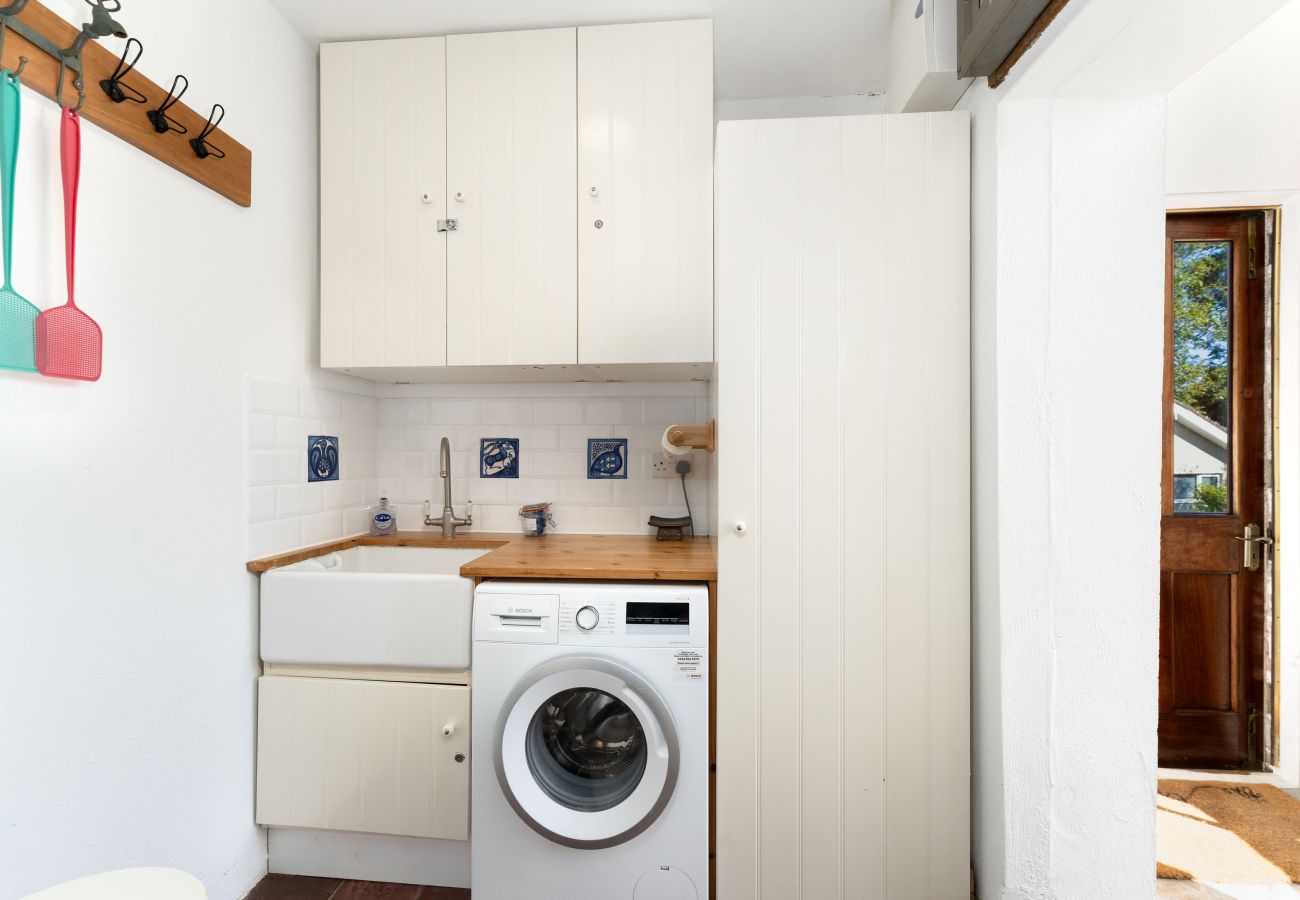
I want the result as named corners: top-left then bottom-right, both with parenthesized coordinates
top-left (0, 0), bottom-right (251, 207)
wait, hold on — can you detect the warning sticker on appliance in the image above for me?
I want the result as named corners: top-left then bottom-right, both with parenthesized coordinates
top-left (673, 650), bottom-right (704, 682)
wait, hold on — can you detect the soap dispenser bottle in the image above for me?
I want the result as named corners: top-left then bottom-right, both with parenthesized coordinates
top-left (370, 496), bottom-right (397, 536)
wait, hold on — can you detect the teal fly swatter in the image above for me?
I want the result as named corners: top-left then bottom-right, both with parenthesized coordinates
top-left (0, 68), bottom-right (38, 372)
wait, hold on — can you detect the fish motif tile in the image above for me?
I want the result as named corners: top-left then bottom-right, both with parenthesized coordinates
top-left (588, 438), bottom-right (628, 479)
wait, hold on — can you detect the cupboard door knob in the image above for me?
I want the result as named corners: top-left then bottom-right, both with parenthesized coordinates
top-left (454, 753), bottom-right (466, 763)
top-left (442, 722), bottom-right (456, 737)
top-left (454, 191), bottom-right (465, 203)
top-left (589, 186), bottom-right (600, 197)
top-left (733, 521), bottom-right (747, 535)
top-left (594, 219), bottom-right (604, 229)
top-left (421, 193), bottom-right (433, 205)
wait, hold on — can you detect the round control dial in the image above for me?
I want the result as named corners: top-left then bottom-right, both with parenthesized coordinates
top-left (575, 605), bottom-right (601, 631)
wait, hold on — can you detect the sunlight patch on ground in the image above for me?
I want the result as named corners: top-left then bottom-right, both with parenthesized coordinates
top-left (1158, 805), bottom-right (1292, 885)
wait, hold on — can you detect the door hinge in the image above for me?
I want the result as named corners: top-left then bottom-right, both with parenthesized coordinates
top-left (1249, 703), bottom-right (1260, 768)
top-left (1248, 217), bottom-right (1259, 279)
top-left (437, 218), bottom-right (458, 233)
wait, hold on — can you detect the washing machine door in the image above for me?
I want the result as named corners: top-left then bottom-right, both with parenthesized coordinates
top-left (494, 655), bottom-right (680, 849)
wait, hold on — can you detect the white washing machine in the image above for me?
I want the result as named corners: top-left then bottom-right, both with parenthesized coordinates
top-left (471, 581), bottom-right (709, 900)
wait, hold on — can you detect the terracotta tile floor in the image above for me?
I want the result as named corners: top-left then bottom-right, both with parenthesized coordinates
top-left (243, 874), bottom-right (469, 900)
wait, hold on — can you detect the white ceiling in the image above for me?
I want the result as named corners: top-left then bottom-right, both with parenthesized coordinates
top-left (268, 0), bottom-right (891, 102)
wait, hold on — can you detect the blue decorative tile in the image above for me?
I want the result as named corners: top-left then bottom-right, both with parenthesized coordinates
top-left (481, 438), bottom-right (520, 479)
top-left (588, 438), bottom-right (628, 479)
top-left (308, 435), bottom-right (340, 482)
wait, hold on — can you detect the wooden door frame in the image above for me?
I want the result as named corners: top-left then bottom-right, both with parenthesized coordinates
top-left (1164, 205), bottom-right (1280, 768)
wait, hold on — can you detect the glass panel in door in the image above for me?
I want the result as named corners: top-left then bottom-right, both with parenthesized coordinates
top-left (1171, 240), bottom-right (1232, 514)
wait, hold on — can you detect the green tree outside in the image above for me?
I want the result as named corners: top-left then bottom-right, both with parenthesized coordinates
top-left (1172, 242), bottom-right (1230, 427)
top-left (1192, 481), bottom-right (1228, 513)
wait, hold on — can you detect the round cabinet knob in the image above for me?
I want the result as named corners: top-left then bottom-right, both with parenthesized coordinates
top-left (575, 605), bottom-right (601, 631)
top-left (420, 192), bottom-right (433, 205)
top-left (589, 186), bottom-right (600, 197)
top-left (454, 191), bottom-right (465, 203)
top-left (594, 219), bottom-right (604, 229)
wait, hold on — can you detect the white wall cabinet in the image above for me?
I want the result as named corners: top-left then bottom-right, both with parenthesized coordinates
top-left (716, 113), bottom-right (970, 899)
top-left (446, 28), bottom-right (578, 367)
top-left (320, 38), bottom-right (448, 369)
top-left (577, 20), bottom-right (715, 366)
top-left (319, 21), bottom-right (713, 380)
top-left (256, 676), bottom-right (470, 841)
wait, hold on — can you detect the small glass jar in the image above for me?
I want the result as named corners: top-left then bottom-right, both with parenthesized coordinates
top-left (519, 503), bottom-right (556, 537)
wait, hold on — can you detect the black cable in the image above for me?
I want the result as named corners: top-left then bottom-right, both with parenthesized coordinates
top-left (677, 462), bottom-right (695, 537)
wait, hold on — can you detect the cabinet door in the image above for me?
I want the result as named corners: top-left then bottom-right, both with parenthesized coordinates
top-left (256, 677), bottom-right (470, 840)
top-left (577, 20), bottom-right (714, 366)
top-left (716, 114), bottom-right (970, 899)
top-left (447, 29), bottom-right (577, 366)
top-left (320, 38), bottom-right (447, 369)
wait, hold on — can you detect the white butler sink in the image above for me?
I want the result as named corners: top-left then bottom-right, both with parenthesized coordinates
top-left (260, 546), bottom-right (490, 671)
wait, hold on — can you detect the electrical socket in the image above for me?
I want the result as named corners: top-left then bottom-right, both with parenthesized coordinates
top-left (652, 454), bottom-right (694, 478)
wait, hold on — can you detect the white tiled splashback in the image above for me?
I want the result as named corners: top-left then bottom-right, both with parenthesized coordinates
top-left (374, 382), bottom-right (713, 537)
top-left (246, 378), bottom-right (379, 559)
top-left (246, 379), bottom-right (713, 559)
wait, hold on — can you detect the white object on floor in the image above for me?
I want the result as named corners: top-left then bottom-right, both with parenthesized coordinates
top-left (472, 581), bottom-right (709, 900)
top-left (22, 869), bottom-right (205, 900)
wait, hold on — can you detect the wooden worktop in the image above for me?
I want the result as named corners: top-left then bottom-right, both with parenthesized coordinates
top-left (246, 531), bottom-right (716, 582)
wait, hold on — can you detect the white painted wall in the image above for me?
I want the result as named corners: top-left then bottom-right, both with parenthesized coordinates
top-left (0, 1), bottom-right (349, 896)
top-left (1166, 0), bottom-right (1300, 787)
top-left (715, 93), bottom-right (887, 120)
top-left (371, 381), bottom-right (713, 537)
top-left (246, 380), bottom-right (378, 559)
top-left (953, 1), bottom-right (1292, 896)
top-left (715, 112), bottom-right (970, 899)
top-left (962, 79), bottom-right (1167, 900)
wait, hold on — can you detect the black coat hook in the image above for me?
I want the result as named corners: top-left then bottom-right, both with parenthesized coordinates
top-left (190, 103), bottom-right (225, 159)
top-left (0, 0), bottom-right (31, 73)
top-left (146, 73), bottom-right (187, 134)
top-left (100, 37), bottom-right (144, 103)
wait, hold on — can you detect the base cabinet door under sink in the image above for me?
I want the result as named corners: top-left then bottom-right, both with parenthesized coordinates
top-left (255, 676), bottom-right (470, 841)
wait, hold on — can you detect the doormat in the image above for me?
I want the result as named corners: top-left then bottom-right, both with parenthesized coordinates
top-left (1157, 780), bottom-right (1300, 884)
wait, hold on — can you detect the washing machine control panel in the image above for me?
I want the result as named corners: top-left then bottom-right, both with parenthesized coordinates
top-left (559, 598), bottom-right (616, 635)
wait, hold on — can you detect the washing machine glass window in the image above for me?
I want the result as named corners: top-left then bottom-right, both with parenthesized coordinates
top-left (495, 657), bottom-right (681, 849)
top-left (527, 687), bottom-right (648, 812)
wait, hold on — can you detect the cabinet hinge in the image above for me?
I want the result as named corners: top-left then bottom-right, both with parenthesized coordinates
top-left (437, 218), bottom-right (459, 233)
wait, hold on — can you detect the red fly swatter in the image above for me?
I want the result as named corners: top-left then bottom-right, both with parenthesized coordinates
top-left (35, 108), bottom-right (101, 381)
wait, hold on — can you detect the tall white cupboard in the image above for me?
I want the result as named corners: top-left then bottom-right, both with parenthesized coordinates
top-left (715, 113), bottom-right (971, 900)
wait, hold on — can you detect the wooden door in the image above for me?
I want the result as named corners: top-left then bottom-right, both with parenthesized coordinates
top-left (446, 28), bottom-right (577, 367)
top-left (1159, 211), bottom-right (1269, 769)
top-left (577, 20), bottom-right (714, 366)
top-left (320, 38), bottom-right (448, 369)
